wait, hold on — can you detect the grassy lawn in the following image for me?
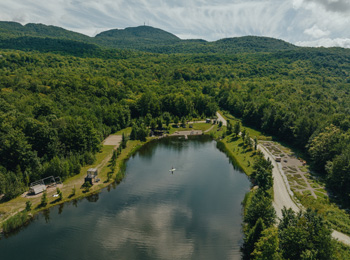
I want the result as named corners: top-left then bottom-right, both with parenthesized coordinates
top-left (114, 127), bottom-right (132, 135)
top-left (0, 120), bottom-right (220, 229)
top-left (0, 139), bottom-right (143, 228)
top-left (168, 123), bottom-right (213, 134)
top-left (218, 134), bottom-right (257, 176)
top-left (295, 189), bottom-right (350, 236)
top-left (219, 110), bottom-right (271, 140)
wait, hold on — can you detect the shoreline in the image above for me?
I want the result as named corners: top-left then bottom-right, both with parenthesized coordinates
top-left (0, 139), bottom-right (146, 234)
top-left (0, 124), bottom-right (220, 234)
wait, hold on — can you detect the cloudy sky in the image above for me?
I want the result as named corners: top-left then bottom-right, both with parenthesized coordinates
top-left (1, 0), bottom-right (350, 47)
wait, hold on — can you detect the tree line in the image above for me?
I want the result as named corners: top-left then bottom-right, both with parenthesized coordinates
top-left (242, 152), bottom-right (335, 259)
top-left (1, 45), bottom-right (350, 206)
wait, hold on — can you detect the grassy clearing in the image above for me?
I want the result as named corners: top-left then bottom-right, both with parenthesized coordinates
top-left (220, 111), bottom-right (350, 249)
top-left (1, 210), bottom-right (30, 234)
top-left (219, 110), bottom-right (270, 140)
top-left (0, 121), bottom-right (218, 230)
top-left (0, 139), bottom-right (143, 229)
top-left (287, 174), bottom-right (307, 187)
top-left (168, 123), bottom-right (213, 134)
top-left (314, 191), bottom-right (328, 200)
top-left (295, 193), bottom-right (350, 236)
top-left (298, 165), bottom-right (309, 173)
top-left (218, 134), bottom-right (257, 176)
top-left (310, 182), bottom-right (322, 189)
top-left (114, 127), bottom-right (132, 135)
top-left (333, 241), bottom-right (350, 260)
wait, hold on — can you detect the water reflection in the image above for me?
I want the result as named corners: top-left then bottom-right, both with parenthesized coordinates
top-left (43, 209), bottom-right (50, 223)
top-left (58, 203), bottom-right (64, 215)
top-left (0, 136), bottom-right (249, 260)
top-left (86, 193), bottom-right (99, 203)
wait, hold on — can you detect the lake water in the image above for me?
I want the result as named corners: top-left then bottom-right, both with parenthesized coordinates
top-left (0, 136), bottom-right (250, 260)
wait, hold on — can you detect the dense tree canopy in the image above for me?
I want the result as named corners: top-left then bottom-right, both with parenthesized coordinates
top-left (1, 34), bottom-right (350, 205)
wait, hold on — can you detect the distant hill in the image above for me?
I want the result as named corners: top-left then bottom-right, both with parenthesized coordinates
top-left (213, 36), bottom-right (298, 53)
top-left (0, 21), bottom-right (93, 42)
top-left (96, 26), bottom-right (180, 44)
top-left (0, 21), bottom-right (299, 55)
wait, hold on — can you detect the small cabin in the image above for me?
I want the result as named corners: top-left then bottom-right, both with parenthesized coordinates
top-left (85, 168), bottom-right (98, 185)
top-left (275, 157), bottom-right (281, 162)
top-left (30, 184), bottom-right (46, 195)
top-left (206, 118), bottom-right (211, 123)
top-left (87, 168), bottom-right (98, 176)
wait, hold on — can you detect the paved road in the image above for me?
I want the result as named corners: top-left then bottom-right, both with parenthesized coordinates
top-left (258, 144), bottom-right (300, 219)
top-left (216, 112), bottom-right (227, 126)
top-left (258, 144), bottom-right (350, 245)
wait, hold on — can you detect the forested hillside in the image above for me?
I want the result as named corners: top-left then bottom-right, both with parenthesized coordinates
top-left (2, 20), bottom-right (350, 259)
top-left (1, 42), bottom-right (350, 208)
top-left (0, 22), bottom-right (298, 54)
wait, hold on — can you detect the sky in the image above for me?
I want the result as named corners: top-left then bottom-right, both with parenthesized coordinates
top-left (1, 0), bottom-right (350, 48)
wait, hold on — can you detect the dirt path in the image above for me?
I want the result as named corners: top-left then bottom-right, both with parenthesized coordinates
top-left (204, 125), bottom-right (215, 133)
top-left (216, 112), bottom-right (227, 126)
top-left (258, 143), bottom-right (350, 245)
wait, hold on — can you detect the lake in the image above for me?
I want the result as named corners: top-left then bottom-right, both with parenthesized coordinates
top-left (0, 136), bottom-right (250, 260)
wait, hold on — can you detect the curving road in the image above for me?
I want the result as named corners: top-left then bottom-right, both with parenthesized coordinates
top-left (258, 143), bottom-right (350, 245)
top-left (215, 112), bottom-right (350, 245)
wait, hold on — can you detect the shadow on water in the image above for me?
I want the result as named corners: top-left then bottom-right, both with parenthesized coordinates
top-left (216, 140), bottom-right (245, 173)
top-left (0, 135), bottom-right (250, 260)
top-left (43, 209), bottom-right (50, 223)
top-left (86, 193), bottom-right (99, 203)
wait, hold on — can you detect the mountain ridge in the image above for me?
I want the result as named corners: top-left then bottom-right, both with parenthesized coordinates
top-left (0, 21), bottom-right (300, 54)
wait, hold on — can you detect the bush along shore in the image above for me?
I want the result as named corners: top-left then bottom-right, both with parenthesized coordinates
top-left (239, 146), bottom-right (350, 259)
top-left (2, 121), bottom-right (349, 259)
top-left (0, 134), bottom-right (146, 235)
top-left (0, 122), bottom-right (218, 235)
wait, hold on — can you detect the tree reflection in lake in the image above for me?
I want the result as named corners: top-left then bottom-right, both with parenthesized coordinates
top-left (0, 136), bottom-right (250, 260)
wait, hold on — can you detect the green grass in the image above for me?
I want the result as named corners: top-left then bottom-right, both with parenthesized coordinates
top-left (218, 134), bottom-right (257, 176)
top-left (65, 145), bottom-right (115, 184)
top-left (298, 165), bottom-right (309, 173)
top-left (295, 193), bottom-right (350, 236)
top-left (167, 123), bottom-right (213, 134)
top-left (310, 182), bottom-right (322, 189)
top-left (0, 137), bottom-right (144, 228)
top-left (219, 110), bottom-right (267, 140)
top-left (286, 174), bottom-right (307, 188)
top-left (242, 189), bottom-right (256, 217)
top-left (314, 191), bottom-right (328, 200)
top-left (1, 210), bottom-right (30, 234)
top-left (114, 127), bottom-right (132, 135)
top-left (333, 241), bottom-right (350, 260)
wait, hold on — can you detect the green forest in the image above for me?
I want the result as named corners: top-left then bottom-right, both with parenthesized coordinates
top-left (1, 22), bottom-right (350, 258)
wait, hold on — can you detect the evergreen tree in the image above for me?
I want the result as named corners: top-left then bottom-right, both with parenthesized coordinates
top-left (25, 200), bottom-right (32, 211)
top-left (245, 191), bottom-right (276, 228)
top-left (278, 208), bottom-right (333, 260)
top-left (242, 218), bottom-right (265, 260)
top-left (251, 227), bottom-right (281, 260)
top-left (41, 191), bottom-right (48, 207)
top-left (234, 121), bottom-right (241, 136)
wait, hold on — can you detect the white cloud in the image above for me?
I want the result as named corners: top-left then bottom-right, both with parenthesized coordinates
top-left (98, 203), bottom-right (195, 259)
top-left (0, 0), bottom-right (350, 47)
top-left (297, 37), bottom-right (350, 48)
top-left (304, 25), bottom-right (330, 38)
